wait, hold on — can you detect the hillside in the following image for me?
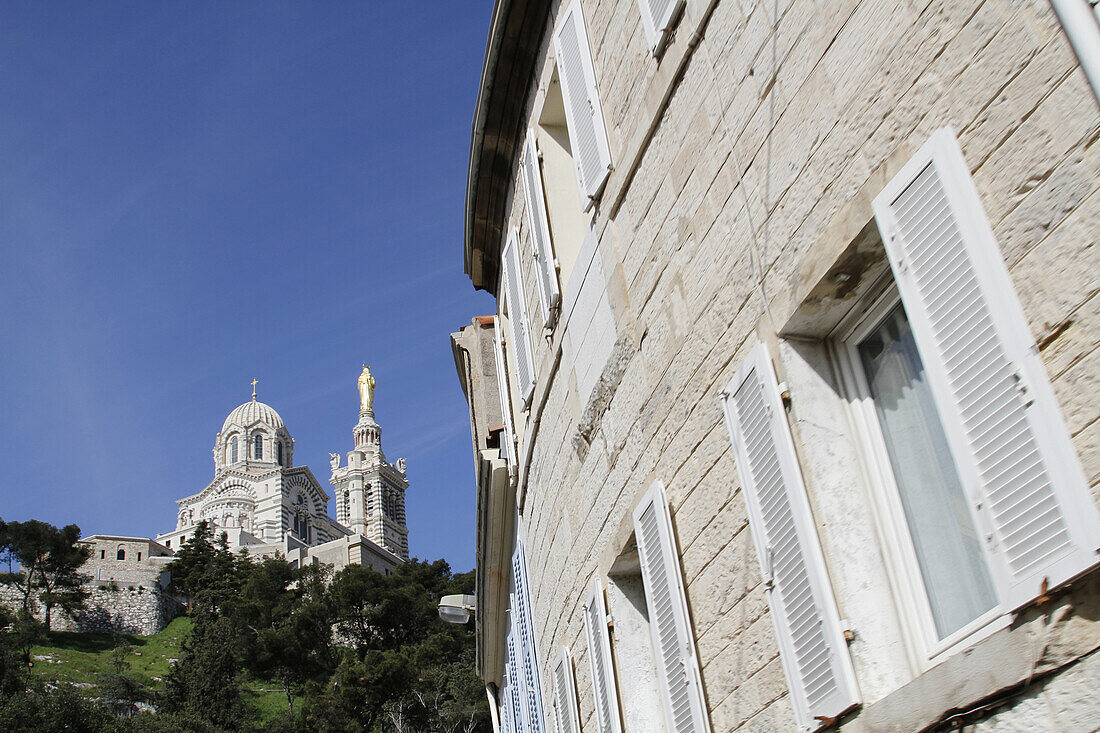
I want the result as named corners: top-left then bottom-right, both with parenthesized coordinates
top-left (28, 616), bottom-right (295, 720)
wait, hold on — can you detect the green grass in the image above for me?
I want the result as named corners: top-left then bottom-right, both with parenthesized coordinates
top-left (29, 616), bottom-right (193, 688)
top-left (27, 615), bottom-right (296, 720)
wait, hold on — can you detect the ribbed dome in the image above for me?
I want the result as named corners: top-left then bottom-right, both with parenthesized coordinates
top-left (221, 399), bottom-right (286, 433)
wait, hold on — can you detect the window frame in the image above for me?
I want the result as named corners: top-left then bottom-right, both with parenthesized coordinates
top-left (830, 281), bottom-right (1009, 667)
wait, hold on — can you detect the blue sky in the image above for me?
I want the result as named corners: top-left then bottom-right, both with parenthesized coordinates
top-left (0, 2), bottom-right (496, 572)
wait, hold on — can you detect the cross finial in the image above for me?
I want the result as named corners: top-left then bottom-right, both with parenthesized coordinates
top-left (251, 378), bottom-right (258, 400)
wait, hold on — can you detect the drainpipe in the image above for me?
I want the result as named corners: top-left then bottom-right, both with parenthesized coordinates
top-left (1049, 0), bottom-right (1100, 106)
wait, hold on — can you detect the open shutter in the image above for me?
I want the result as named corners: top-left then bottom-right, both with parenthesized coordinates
top-left (506, 622), bottom-right (528, 732)
top-left (872, 127), bottom-right (1100, 612)
top-left (582, 578), bottom-right (622, 733)
top-left (500, 653), bottom-right (517, 733)
top-left (636, 0), bottom-right (684, 55)
top-left (494, 321), bottom-right (517, 469)
top-left (551, 647), bottom-right (581, 733)
top-left (513, 542), bottom-right (547, 732)
top-left (521, 128), bottom-right (560, 325)
top-left (632, 482), bottom-right (710, 733)
top-left (553, 0), bottom-right (612, 210)
top-left (720, 343), bottom-right (859, 731)
top-left (501, 229), bottom-right (536, 405)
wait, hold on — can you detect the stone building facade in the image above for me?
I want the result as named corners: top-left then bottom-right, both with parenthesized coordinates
top-left (454, 1), bottom-right (1100, 731)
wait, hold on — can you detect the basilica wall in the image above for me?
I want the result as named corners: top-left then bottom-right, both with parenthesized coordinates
top-left (464, 0), bottom-right (1100, 731)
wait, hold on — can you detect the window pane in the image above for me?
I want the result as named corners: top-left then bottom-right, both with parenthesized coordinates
top-left (859, 304), bottom-right (996, 639)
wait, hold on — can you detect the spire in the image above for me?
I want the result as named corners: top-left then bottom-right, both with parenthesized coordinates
top-left (251, 378), bottom-right (258, 401)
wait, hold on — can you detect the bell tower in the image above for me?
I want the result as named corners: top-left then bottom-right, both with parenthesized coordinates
top-left (330, 366), bottom-right (409, 560)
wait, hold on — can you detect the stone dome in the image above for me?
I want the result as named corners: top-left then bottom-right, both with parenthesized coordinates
top-left (222, 398), bottom-right (286, 433)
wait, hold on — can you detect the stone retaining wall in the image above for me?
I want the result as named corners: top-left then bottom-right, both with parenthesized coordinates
top-left (0, 583), bottom-right (181, 636)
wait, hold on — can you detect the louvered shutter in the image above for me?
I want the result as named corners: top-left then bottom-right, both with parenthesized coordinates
top-left (872, 127), bottom-right (1100, 612)
top-left (551, 647), bottom-right (581, 733)
top-left (632, 482), bottom-right (710, 733)
top-left (636, 0), bottom-right (684, 55)
top-left (494, 321), bottom-right (516, 469)
top-left (553, 0), bottom-right (613, 210)
top-left (720, 343), bottom-right (859, 730)
top-left (513, 543), bottom-right (547, 732)
top-left (521, 128), bottom-right (560, 325)
top-left (501, 228), bottom-right (536, 405)
top-left (506, 623), bottom-right (528, 731)
top-left (500, 657), bottom-right (517, 733)
top-left (582, 578), bottom-right (622, 733)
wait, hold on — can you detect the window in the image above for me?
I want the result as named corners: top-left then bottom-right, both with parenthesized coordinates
top-left (584, 577), bottom-right (627, 733)
top-left (872, 128), bottom-right (1100, 606)
top-left (501, 229), bottom-right (536, 405)
top-left (735, 129), bottom-right (1100, 700)
top-left (100, 550), bottom-right (105, 559)
top-left (117, 548), bottom-right (126, 561)
top-left (253, 434), bottom-right (263, 459)
top-left (508, 542), bottom-right (547, 732)
top-left (520, 128), bottom-right (560, 326)
top-left (550, 647), bottom-right (581, 733)
top-left (721, 343), bottom-right (860, 728)
top-left (137, 552), bottom-right (142, 561)
top-left (554, 0), bottom-right (612, 209)
top-left (842, 296), bottom-right (997, 644)
top-left (276, 441), bottom-right (283, 466)
top-left (631, 483), bottom-right (710, 732)
top-left (636, 0), bottom-right (685, 55)
top-left (230, 436), bottom-right (238, 463)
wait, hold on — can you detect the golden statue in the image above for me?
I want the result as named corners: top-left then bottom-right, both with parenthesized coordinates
top-left (358, 364), bottom-right (376, 412)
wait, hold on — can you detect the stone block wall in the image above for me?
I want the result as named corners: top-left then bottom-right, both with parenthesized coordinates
top-left (485, 0), bottom-right (1099, 730)
top-left (0, 583), bottom-right (181, 636)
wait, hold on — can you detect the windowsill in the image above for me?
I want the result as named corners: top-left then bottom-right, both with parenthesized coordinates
top-left (852, 570), bottom-right (1100, 732)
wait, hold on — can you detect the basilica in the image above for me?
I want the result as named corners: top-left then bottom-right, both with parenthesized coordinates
top-left (82, 366), bottom-right (409, 593)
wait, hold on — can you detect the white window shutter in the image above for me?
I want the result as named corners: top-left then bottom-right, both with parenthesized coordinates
top-left (553, 0), bottom-right (613, 210)
top-left (582, 578), bottom-right (622, 733)
top-left (500, 656), bottom-right (517, 733)
top-left (872, 127), bottom-right (1100, 612)
top-left (521, 128), bottom-right (560, 325)
top-left (513, 542), bottom-right (547, 732)
top-left (551, 647), bottom-right (581, 733)
top-left (494, 321), bottom-right (517, 469)
top-left (632, 481), bottom-right (710, 733)
top-left (501, 228), bottom-right (536, 405)
top-left (636, 0), bottom-right (684, 55)
top-left (506, 623), bottom-right (528, 732)
top-left (720, 343), bottom-right (860, 731)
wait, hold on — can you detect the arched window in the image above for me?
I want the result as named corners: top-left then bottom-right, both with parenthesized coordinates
top-left (230, 436), bottom-right (238, 463)
top-left (253, 434), bottom-right (263, 459)
top-left (117, 547), bottom-right (126, 561)
top-left (276, 441), bottom-right (283, 466)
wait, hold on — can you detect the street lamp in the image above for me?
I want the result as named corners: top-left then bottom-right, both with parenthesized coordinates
top-left (438, 594), bottom-right (476, 624)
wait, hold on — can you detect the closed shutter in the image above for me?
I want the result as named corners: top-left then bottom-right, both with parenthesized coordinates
top-left (872, 127), bottom-right (1100, 612)
top-left (501, 228), bottom-right (536, 405)
top-left (632, 482), bottom-right (710, 733)
top-left (582, 578), bottom-right (622, 733)
top-left (551, 647), bottom-right (581, 733)
top-left (636, 0), bottom-right (684, 55)
top-left (720, 343), bottom-right (859, 730)
top-left (513, 542), bottom-right (547, 732)
top-left (553, 0), bottom-right (613, 210)
top-left (521, 128), bottom-right (560, 326)
top-left (494, 321), bottom-right (516, 469)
